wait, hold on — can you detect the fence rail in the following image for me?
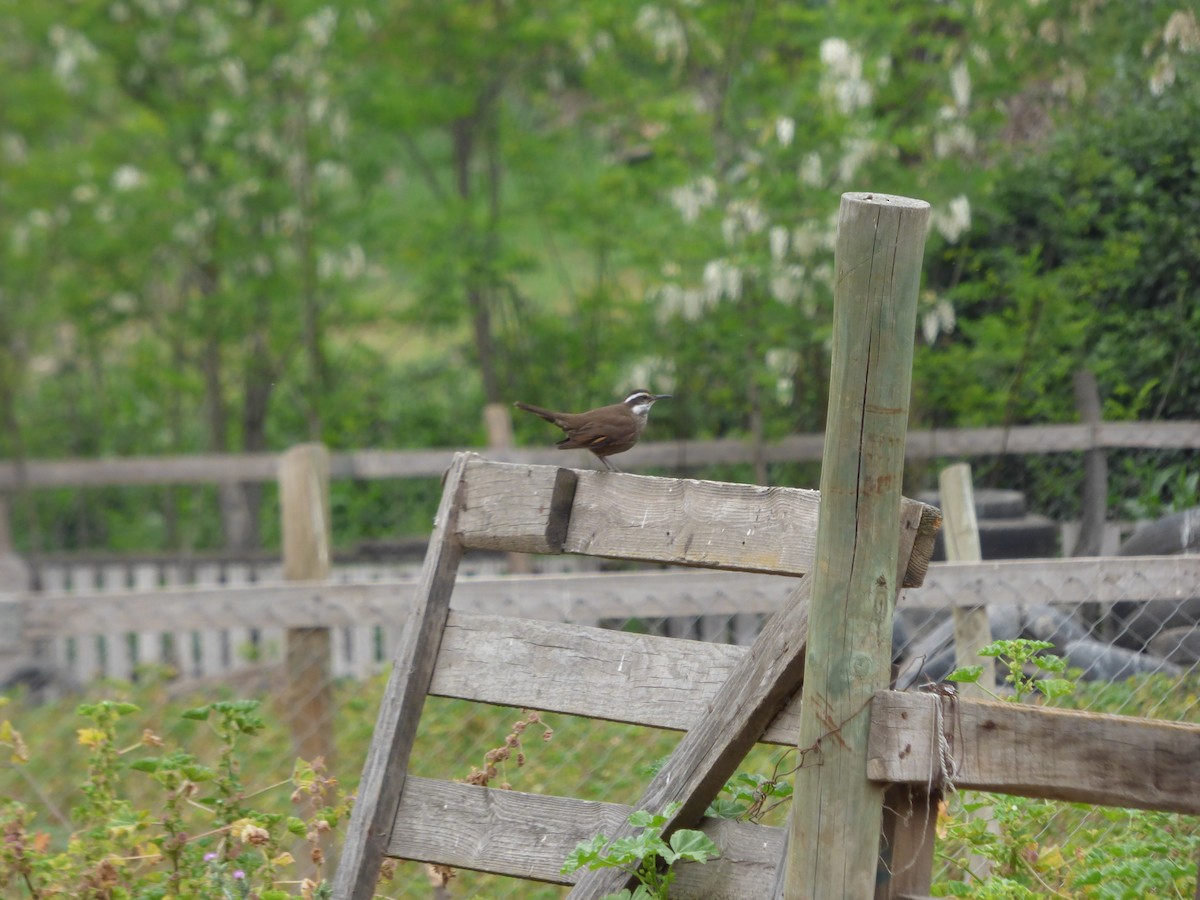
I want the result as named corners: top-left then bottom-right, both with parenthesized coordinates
top-left (1, 420), bottom-right (1198, 489)
top-left (5, 555), bottom-right (1196, 689)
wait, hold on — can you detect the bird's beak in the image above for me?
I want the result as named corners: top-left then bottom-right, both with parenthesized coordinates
top-left (654, 394), bottom-right (673, 401)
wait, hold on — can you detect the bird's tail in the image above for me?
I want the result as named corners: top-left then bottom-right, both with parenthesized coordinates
top-left (513, 401), bottom-right (559, 423)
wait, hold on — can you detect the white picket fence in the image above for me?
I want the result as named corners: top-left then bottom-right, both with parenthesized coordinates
top-left (25, 553), bottom-right (604, 685)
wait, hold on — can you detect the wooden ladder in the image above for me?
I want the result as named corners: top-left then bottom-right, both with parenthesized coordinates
top-left (332, 452), bottom-right (939, 899)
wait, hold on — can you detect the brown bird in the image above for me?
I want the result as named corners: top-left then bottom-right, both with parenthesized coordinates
top-left (514, 389), bottom-right (672, 471)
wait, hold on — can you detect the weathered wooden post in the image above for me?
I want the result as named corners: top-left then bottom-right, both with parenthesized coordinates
top-left (941, 463), bottom-right (995, 693)
top-left (279, 443), bottom-right (336, 766)
top-left (783, 192), bottom-right (929, 897)
top-left (938, 461), bottom-right (997, 883)
top-left (1071, 369), bottom-right (1108, 557)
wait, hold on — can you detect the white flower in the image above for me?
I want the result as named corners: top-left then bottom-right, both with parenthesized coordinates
top-left (799, 152), bottom-right (823, 187)
top-left (932, 195), bottom-right (972, 243)
top-left (775, 116), bottom-right (795, 148)
top-left (950, 62), bottom-right (971, 110)
top-left (820, 38), bottom-right (872, 114)
top-left (635, 5), bottom-right (687, 66)
top-left (1163, 9), bottom-right (1199, 52)
top-left (669, 176), bottom-right (717, 224)
top-left (304, 7), bottom-right (338, 48)
top-left (769, 226), bottom-right (789, 263)
top-left (112, 165), bottom-right (145, 191)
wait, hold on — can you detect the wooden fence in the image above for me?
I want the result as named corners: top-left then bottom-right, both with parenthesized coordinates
top-left (2, 420), bottom-right (1198, 490)
top-left (5, 555), bottom-right (1197, 689)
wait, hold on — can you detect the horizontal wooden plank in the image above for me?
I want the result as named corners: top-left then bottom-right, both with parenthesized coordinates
top-left (17, 570), bottom-right (799, 637)
top-left (17, 555), bottom-right (1197, 637)
top-left (868, 691), bottom-right (1200, 814)
top-left (0, 453), bottom-right (282, 488)
top-left (3, 421), bottom-right (1195, 489)
top-left (903, 555), bottom-right (1200, 609)
top-left (431, 611), bottom-right (804, 743)
top-left (455, 455), bottom-right (841, 574)
top-left (386, 776), bottom-right (783, 897)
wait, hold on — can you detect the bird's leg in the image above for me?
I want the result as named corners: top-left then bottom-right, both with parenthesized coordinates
top-left (596, 454), bottom-right (620, 473)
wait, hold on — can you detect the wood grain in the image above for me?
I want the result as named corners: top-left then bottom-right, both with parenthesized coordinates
top-left (332, 454), bottom-right (469, 900)
top-left (868, 691), bottom-right (1200, 815)
top-left (456, 454), bottom-right (828, 573)
top-left (428, 612), bottom-right (812, 742)
top-left (386, 776), bottom-right (784, 898)
top-left (785, 192), bottom-right (930, 900)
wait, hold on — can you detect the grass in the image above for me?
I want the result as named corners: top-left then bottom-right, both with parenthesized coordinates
top-left (2, 668), bottom-right (1197, 898)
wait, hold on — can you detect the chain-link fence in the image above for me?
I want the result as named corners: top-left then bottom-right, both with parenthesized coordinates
top-left (1, 439), bottom-right (1197, 897)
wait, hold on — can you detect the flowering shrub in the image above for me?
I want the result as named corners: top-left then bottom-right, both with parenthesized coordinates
top-left (0, 696), bottom-right (349, 899)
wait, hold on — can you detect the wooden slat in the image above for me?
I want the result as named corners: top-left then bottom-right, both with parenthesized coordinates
top-left (430, 612), bottom-right (804, 743)
top-left (19, 555), bottom-right (1199, 640)
top-left (907, 555), bottom-right (1200, 608)
top-left (459, 455), bottom-right (850, 574)
top-left (333, 454), bottom-right (469, 900)
top-left (3, 421), bottom-right (1198, 489)
top-left (867, 691), bottom-right (1200, 815)
top-left (386, 776), bottom-right (783, 898)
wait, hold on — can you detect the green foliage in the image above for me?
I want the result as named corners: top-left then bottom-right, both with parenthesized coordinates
top-left (949, 638), bottom-right (1076, 703)
top-left (0, 696), bottom-right (348, 898)
top-left (1, 0), bottom-right (1197, 552)
top-left (705, 755), bottom-right (794, 823)
top-left (936, 796), bottom-right (1200, 898)
top-left (561, 802), bottom-right (719, 900)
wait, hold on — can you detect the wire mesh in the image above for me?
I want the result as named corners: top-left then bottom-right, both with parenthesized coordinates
top-left (1, 445), bottom-right (1197, 897)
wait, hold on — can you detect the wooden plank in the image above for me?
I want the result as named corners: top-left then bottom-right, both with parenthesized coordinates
top-left (867, 691), bottom-right (1200, 815)
top-left (785, 191), bottom-right (930, 900)
top-left (332, 453), bottom-right (469, 900)
top-left (386, 776), bottom-right (783, 898)
top-left (430, 613), bottom-right (806, 742)
top-left (906, 555), bottom-right (1200, 608)
top-left (457, 454), bottom-right (841, 574)
top-left (19, 554), bottom-right (1199, 640)
top-left (4, 421), bottom-right (1198, 489)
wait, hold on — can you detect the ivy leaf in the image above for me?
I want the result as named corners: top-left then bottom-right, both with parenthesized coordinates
top-left (665, 829), bottom-right (719, 865)
top-left (947, 665), bottom-right (983, 684)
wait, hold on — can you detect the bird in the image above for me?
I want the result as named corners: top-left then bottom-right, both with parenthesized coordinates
top-left (513, 389), bottom-right (672, 472)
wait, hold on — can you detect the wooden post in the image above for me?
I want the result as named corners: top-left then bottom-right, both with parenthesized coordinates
top-left (783, 192), bottom-right (929, 898)
top-left (1071, 370), bottom-right (1108, 557)
top-left (279, 444), bottom-right (335, 767)
top-left (940, 463), bottom-right (995, 693)
top-left (937, 462), bottom-right (997, 883)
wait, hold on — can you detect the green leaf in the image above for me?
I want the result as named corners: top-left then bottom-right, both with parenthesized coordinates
top-left (947, 665), bottom-right (983, 684)
top-left (667, 829), bottom-right (719, 863)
